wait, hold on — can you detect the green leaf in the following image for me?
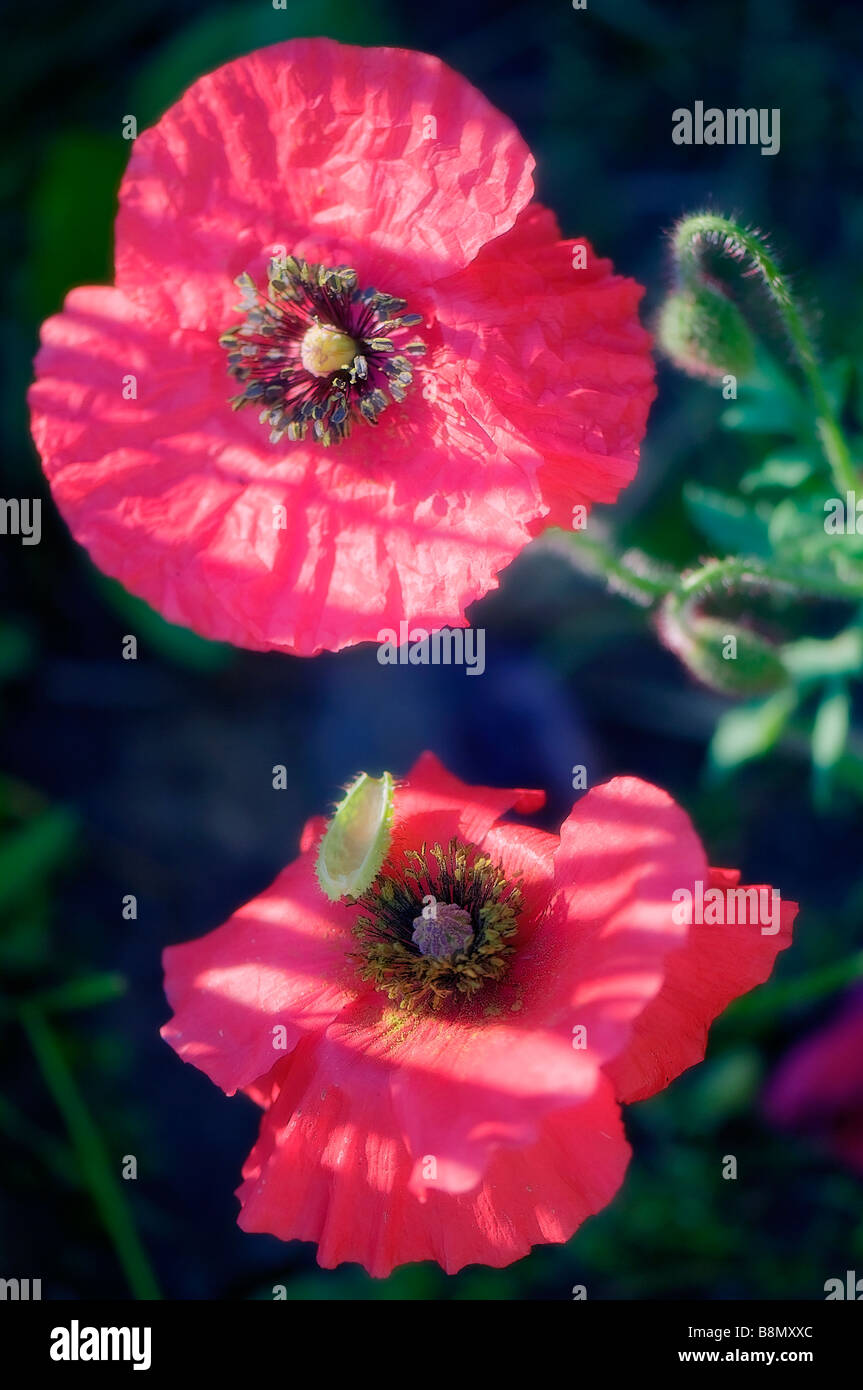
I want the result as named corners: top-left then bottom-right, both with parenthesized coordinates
top-left (20, 1008), bottom-right (161, 1300)
top-left (726, 951), bottom-right (863, 1023)
top-left (0, 622), bottom-right (35, 684)
top-left (782, 627), bottom-right (863, 683)
top-left (708, 687), bottom-right (797, 776)
top-left (835, 752), bottom-right (863, 801)
top-left (0, 897), bottom-right (50, 972)
top-left (812, 679), bottom-right (850, 809)
top-left (682, 1050), bottom-right (761, 1127)
top-left (29, 131), bottom-right (127, 320)
top-left (22, 973), bottom-right (127, 1016)
top-left (720, 354), bottom-right (804, 435)
top-left (683, 483), bottom-right (773, 558)
top-left (0, 808), bottom-right (77, 915)
top-left (739, 453), bottom-right (816, 494)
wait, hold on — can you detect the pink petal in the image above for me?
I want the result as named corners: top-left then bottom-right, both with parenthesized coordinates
top-left (606, 866), bottom-right (797, 1103)
top-left (161, 845), bottom-right (364, 1095)
top-left (115, 38), bottom-right (535, 332)
top-left (30, 287), bottom-right (544, 654)
top-left (237, 1035), bottom-right (628, 1275)
top-left (434, 205), bottom-right (656, 525)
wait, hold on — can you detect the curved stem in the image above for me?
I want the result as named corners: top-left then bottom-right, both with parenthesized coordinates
top-left (558, 535), bottom-right (863, 611)
top-left (681, 554), bottom-right (863, 605)
top-left (550, 531), bottom-right (674, 605)
top-left (673, 213), bottom-right (858, 495)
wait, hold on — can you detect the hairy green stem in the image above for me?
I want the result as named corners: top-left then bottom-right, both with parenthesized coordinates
top-left (680, 555), bottom-right (863, 605)
top-left (551, 531), bottom-right (675, 604)
top-left (673, 213), bottom-right (858, 495)
top-left (565, 535), bottom-right (863, 609)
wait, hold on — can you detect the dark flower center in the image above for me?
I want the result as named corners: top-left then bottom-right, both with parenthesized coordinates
top-left (220, 255), bottom-right (426, 446)
top-left (352, 839), bottom-right (523, 1011)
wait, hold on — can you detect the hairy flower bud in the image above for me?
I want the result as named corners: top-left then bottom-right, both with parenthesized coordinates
top-left (657, 283), bottom-right (755, 381)
top-left (658, 596), bottom-right (788, 697)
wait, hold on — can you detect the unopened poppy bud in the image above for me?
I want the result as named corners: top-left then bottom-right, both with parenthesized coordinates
top-left (657, 283), bottom-right (755, 381)
top-left (658, 598), bottom-right (788, 697)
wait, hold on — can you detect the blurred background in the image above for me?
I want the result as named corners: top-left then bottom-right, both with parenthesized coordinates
top-left (1, 0), bottom-right (862, 1300)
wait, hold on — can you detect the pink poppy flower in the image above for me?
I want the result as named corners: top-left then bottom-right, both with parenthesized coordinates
top-left (765, 988), bottom-right (863, 1174)
top-left (29, 39), bottom-right (655, 656)
top-left (161, 752), bottom-right (796, 1275)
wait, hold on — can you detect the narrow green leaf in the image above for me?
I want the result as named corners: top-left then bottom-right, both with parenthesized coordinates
top-left (22, 973), bottom-right (127, 1016)
top-left (708, 687), bottom-right (797, 776)
top-left (782, 628), bottom-right (863, 683)
top-left (0, 622), bottom-right (35, 683)
top-left (812, 679), bottom-right (851, 809)
top-left (20, 1007), bottom-right (161, 1300)
top-left (683, 483), bottom-right (773, 558)
top-left (0, 808), bottom-right (77, 914)
top-left (739, 454), bottom-right (815, 494)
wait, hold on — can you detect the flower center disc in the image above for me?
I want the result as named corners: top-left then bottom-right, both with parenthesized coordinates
top-left (352, 839), bottom-right (523, 1011)
top-left (219, 255), bottom-right (426, 447)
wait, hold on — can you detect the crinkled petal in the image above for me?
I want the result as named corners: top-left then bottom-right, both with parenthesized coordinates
top-left (115, 38), bottom-right (535, 331)
top-left (236, 1035), bottom-right (628, 1276)
top-left (434, 205), bottom-right (656, 525)
top-left (605, 866), bottom-right (797, 1104)
top-left (29, 43), bottom-right (656, 656)
top-left (367, 776), bottom-right (707, 1187)
top-left (159, 752), bottom-right (546, 1103)
top-left (29, 287), bottom-right (544, 654)
top-left (391, 750), bottom-right (545, 851)
top-left (161, 835), bottom-right (363, 1095)
top-left (312, 992), bottom-right (604, 1198)
top-left (235, 772), bottom-right (709, 1195)
top-left (530, 777), bottom-right (710, 1066)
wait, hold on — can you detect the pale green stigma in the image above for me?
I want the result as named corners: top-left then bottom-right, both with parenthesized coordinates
top-left (300, 324), bottom-right (360, 378)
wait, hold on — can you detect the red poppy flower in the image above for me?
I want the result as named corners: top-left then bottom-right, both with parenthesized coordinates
top-left (765, 988), bottom-right (863, 1174)
top-left (29, 39), bottom-right (655, 656)
top-left (161, 753), bottom-right (796, 1275)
